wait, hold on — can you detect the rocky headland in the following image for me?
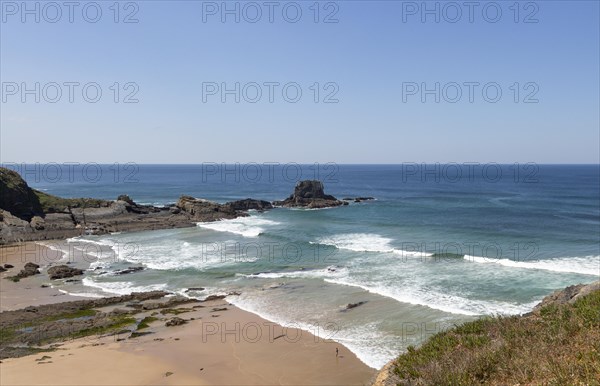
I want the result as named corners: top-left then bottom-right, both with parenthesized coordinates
top-left (1, 168), bottom-right (369, 245)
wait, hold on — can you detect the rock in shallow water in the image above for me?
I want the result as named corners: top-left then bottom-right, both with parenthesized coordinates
top-left (47, 265), bottom-right (84, 280)
top-left (273, 180), bottom-right (347, 209)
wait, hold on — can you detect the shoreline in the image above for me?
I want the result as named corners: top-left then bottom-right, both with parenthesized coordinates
top-left (0, 242), bottom-right (376, 385)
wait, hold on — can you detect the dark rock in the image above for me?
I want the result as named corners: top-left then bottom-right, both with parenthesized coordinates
top-left (13, 262), bottom-right (41, 279)
top-left (185, 287), bottom-right (205, 292)
top-left (226, 199), bottom-right (273, 211)
top-left (343, 301), bottom-right (367, 311)
top-left (129, 331), bottom-right (153, 338)
top-left (293, 180), bottom-right (333, 199)
top-left (342, 196), bottom-right (375, 202)
top-left (211, 307), bottom-right (228, 312)
top-left (141, 303), bottom-right (162, 310)
top-left (114, 266), bottom-right (144, 275)
top-left (169, 207), bottom-right (181, 214)
top-left (117, 195), bottom-right (135, 205)
top-left (4, 264), bottom-right (14, 269)
top-left (47, 265), bottom-right (84, 280)
top-left (165, 317), bottom-right (187, 327)
top-left (176, 196), bottom-right (239, 221)
top-left (273, 180), bottom-right (346, 209)
top-left (110, 308), bottom-right (130, 315)
top-left (0, 266), bottom-right (5, 272)
top-left (203, 295), bottom-right (226, 302)
top-left (0, 168), bottom-right (44, 221)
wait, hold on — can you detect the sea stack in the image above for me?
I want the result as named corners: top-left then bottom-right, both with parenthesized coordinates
top-left (274, 180), bottom-right (347, 209)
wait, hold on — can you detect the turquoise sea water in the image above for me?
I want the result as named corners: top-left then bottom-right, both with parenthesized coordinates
top-left (15, 164), bottom-right (600, 368)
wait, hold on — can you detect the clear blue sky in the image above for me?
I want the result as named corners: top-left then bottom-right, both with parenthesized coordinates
top-left (1, 0), bottom-right (598, 163)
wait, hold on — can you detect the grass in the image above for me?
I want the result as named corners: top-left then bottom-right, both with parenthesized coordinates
top-left (137, 316), bottom-right (159, 330)
top-left (33, 190), bottom-right (109, 213)
top-left (0, 327), bottom-right (17, 345)
top-left (392, 290), bottom-right (600, 385)
top-left (66, 316), bottom-right (137, 341)
top-left (1, 314), bottom-right (137, 348)
top-left (45, 309), bottom-right (97, 322)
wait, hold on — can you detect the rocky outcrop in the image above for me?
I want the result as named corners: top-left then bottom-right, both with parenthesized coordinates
top-left (117, 194), bottom-right (135, 205)
top-left (274, 180), bottom-right (347, 209)
top-left (0, 290), bottom-right (188, 359)
top-left (226, 199), bottom-right (273, 212)
top-left (0, 168), bottom-right (43, 221)
top-left (0, 291), bottom-right (170, 331)
top-left (12, 262), bottom-right (41, 280)
top-left (0, 168), bottom-right (359, 245)
top-left (532, 281), bottom-right (600, 314)
top-left (47, 265), bottom-right (84, 280)
top-left (165, 317), bottom-right (187, 327)
top-left (114, 266), bottom-right (144, 275)
top-left (176, 195), bottom-right (239, 221)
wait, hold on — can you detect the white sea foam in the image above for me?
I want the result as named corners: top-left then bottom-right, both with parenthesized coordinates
top-left (237, 266), bottom-right (349, 280)
top-left (332, 323), bottom-right (400, 369)
top-left (316, 233), bottom-right (432, 257)
top-left (66, 237), bottom-right (115, 259)
top-left (58, 289), bottom-right (104, 298)
top-left (318, 233), bottom-right (395, 252)
top-left (324, 276), bottom-right (537, 316)
top-left (464, 255), bottom-right (600, 276)
top-left (237, 263), bottom-right (535, 316)
top-left (197, 216), bottom-right (280, 238)
top-left (81, 277), bottom-right (168, 295)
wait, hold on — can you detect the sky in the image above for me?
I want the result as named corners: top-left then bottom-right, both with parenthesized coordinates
top-left (1, 0), bottom-right (599, 164)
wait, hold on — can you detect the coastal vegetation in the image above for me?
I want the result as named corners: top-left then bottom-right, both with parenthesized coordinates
top-left (381, 284), bottom-right (600, 385)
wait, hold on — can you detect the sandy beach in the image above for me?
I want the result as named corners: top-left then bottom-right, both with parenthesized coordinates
top-left (0, 243), bottom-right (376, 385)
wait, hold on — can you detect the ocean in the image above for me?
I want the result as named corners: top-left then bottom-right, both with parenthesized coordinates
top-left (15, 163), bottom-right (600, 369)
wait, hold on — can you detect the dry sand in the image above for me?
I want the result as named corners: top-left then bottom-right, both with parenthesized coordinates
top-left (0, 243), bottom-right (376, 385)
